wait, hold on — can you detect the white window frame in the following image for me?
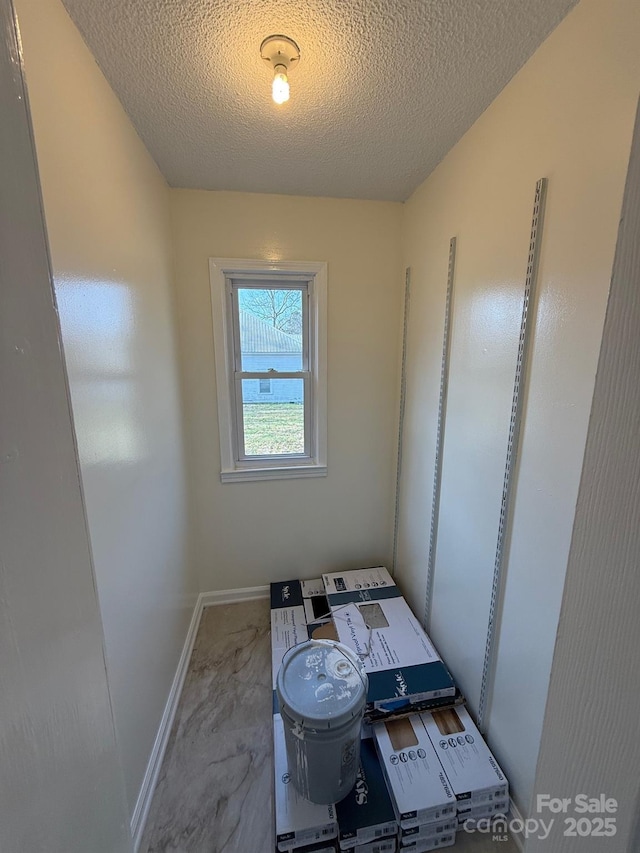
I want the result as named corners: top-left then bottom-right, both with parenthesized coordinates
top-left (209, 258), bottom-right (327, 483)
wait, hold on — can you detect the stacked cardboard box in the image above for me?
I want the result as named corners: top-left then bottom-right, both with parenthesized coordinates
top-left (271, 578), bottom-right (402, 851)
top-left (335, 738), bottom-right (398, 850)
top-left (353, 840), bottom-right (397, 853)
top-left (271, 580), bottom-right (339, 852)
top-left (421, 707), bottom-right (509, 826)
top-left (398, 822), bottom-right (458, 845)
top-left (321, 568), bottom-right (458, 720)
top-left (270, 578), bottom-right (333, 715)
top-left (398, 835), bottom-right (457, 852)
top-left (270, 572), bottom-right (510, 851)
top-left (270, 580), bottom-right (330, 679)
top-left (372, 716), bottom-right (457, 851)
top-left (274, 713), bottom-right (339, 852)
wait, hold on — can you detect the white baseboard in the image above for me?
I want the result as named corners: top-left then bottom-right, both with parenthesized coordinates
top-left (130, 596), bottom-right (203, 851)
top-left (200, 584), bottom-right (269, 607)
top-left (509, 797), bottom-right (526, 852)
top-left (130, 584), bottom-right (269, 849)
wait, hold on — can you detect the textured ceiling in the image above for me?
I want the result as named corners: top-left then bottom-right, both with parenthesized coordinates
top-left (61, 0), bottom-right (576, 201)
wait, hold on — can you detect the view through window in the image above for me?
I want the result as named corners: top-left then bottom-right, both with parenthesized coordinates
top-left (234, 285), bottom-right (307, 458)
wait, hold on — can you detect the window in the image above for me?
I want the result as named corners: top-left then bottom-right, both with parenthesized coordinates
top-left (210, 259), bottom-right (327, 482)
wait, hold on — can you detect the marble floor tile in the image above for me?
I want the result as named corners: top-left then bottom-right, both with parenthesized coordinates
top-left (140, 599), bottom-right (520, 853)
top-left (179, 600), bottom-right (273, 736)
top-left (139, 600), bottom-right (273, 853)
top-left (143, 724), bottom-right (273, 853)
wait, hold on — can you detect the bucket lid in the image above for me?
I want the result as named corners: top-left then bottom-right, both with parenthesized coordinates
top-left (276, 640), bottom-right (368, 730)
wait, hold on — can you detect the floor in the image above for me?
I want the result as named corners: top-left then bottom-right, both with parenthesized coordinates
top-left (140, 599), bottom-right (520, 853)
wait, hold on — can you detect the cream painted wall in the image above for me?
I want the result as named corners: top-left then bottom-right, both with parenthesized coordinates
top-left (170, 190), bottom-right (402, 590)
top-left (16, 0), bottom-right (197, 818)
top-left (396, 0), bottom-right (640, 818)
top-left (528, 99), bottom-right (640, 853)
top-left (0, 1), bottom-right (130, 847)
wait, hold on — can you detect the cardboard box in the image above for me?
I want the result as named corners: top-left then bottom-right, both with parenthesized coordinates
top-left (335, 738), bottom-right (398, 850)
top-left (399, 834), bottom-right (456, 852)
top-left (421, 707), bottom-right (508, 809)
top-left (274, 714), bottom-right (338, 852)
top-left (456, 799), bottom-right (510, 825)
top-left (399, 817), bottom-right (458, 846)
top-left (271, 579), bottom-right (332, 695)
top-left (373, 715), bottom-right (456, 829)
top-left (354, 838), bottom-right (397, 853)
top-left (271, 578), bottom-right (330, 621)
top-left (271, 604), bottom-right (307, 683)
top-left (322, 569), bottom-right (456, 716)
top-left (282, 844), bottom-right (337, 853)
top-left (323, 567), bottom-right (397, 601)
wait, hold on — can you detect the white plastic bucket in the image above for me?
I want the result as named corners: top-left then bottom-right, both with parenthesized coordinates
top-left (276, 639), bottom-right (368, 804)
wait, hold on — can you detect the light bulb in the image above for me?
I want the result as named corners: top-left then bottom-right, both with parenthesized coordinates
top-left (272, 71), bottom-right (289, 104)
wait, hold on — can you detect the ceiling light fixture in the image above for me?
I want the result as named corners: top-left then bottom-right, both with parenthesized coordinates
top-left (260, 35), bottom-right (300, 105)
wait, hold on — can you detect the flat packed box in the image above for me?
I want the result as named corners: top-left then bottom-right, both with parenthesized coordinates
top-left (373, 715), bottom-right (456, 829)
top-left (271, 578), bottom-right (328, 614)
top-left (335, 738), bottom-right (398, 850)
top-left (270, 579), bottom-right (331, 694)
top-left (323, 567), bottom-right (396, 601)
top-left (399, 817), bottom-right (457, 846)
top-left (399, 834), bottom-right (456, 852)
top-left (354, 839), bottom-right (396, 853)
top-left (274, 714), bottom-right (338, 852)
top-left (421, 706), bottom-right (508, 808)
top-left (456, 798), bottom-right (509, 825)
top-left (271, 603), bottom-right (306, 684)
top-left (282, 844), bottom-right (337, 853)
top-left (322, 569), bottom-right (456, 717)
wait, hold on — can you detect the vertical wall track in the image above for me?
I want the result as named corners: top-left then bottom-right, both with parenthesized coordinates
top-left (423, 237), bottom-right (457, 628)
top-left (392, 268), bottom-right (411, 577)
top-left (477, 178), bottom-right (548, 730)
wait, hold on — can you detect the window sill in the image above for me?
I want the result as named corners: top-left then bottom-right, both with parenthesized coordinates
top-left (220, 465), bottom-right (328, 484)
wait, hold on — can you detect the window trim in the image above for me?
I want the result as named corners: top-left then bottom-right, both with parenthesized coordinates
top-left (209, 258), bottom-right (327, 483)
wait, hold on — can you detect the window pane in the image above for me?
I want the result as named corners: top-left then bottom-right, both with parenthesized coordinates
top-left (237, 288), bottom-right (303, 371)
top-left (242, 378), bottom-right (304, 456)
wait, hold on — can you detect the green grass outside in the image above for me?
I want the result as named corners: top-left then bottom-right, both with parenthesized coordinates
top-left (243, 403), bottom-right (304, 456)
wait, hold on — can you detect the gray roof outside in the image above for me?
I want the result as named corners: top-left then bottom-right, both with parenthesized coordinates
top-left (240, 311), bottom-right (302, 354)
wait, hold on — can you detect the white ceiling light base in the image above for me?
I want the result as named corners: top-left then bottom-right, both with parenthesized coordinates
top-left (260, 35), bottom-right (300, 71)
top-left (260, 35), bottom-right (300, 104)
